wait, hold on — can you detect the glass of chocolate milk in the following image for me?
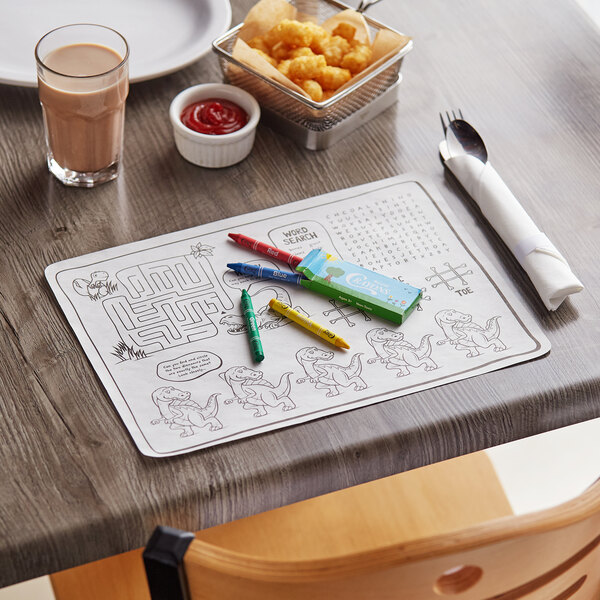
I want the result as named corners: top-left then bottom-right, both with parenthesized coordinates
top-left (35, 24), bottom-right (129, 187)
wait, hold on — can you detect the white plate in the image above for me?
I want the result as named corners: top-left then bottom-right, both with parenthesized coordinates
top-left (0, 0), bottom-right (232, 87)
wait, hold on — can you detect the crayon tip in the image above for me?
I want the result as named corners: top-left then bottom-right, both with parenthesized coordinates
top-left (228, 233), bottom-right (238, 241)
top-left (254, 352), bottom-right (265, 362)
top-left (336, 339), bottom-right (350, 349)
top-left (268, 298), bottom-right (275, 308)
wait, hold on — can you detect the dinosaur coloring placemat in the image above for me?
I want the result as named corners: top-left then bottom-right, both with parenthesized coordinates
top-left (46, 174), bottom-right (550, 457)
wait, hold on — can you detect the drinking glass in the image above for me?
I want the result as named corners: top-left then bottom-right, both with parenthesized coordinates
top-left (35, 24), bottom-right (129, 187)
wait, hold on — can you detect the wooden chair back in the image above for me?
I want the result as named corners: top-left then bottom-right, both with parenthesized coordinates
top-left (143, 467), bottom-right (600, 599)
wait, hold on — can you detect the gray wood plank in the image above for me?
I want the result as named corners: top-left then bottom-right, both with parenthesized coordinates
top-left (1, 0), bottom-right (599, 586)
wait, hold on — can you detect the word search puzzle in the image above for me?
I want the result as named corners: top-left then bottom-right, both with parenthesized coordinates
top-left (46, 175), bottom-right (550, 457)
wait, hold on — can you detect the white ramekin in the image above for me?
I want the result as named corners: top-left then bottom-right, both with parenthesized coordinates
top-left (169, 83), bottom-right (260, 168)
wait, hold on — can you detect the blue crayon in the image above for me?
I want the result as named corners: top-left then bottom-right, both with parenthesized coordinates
top-left (227, 262), bottom-right (304, 285)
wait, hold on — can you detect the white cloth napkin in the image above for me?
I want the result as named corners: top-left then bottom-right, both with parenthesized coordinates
top-left (439, 140), bottom-right (583, 310)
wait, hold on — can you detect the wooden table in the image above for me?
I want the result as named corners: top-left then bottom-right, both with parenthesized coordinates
top-left (1, 0), bottom-right (599, 587)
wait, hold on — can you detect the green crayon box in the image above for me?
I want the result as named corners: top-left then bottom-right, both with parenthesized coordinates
top-left (296, 249), bottom-right (421, 325)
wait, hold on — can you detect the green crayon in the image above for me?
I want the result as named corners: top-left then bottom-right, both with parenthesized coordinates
top-left (241, 289), bottom-right (264, 362)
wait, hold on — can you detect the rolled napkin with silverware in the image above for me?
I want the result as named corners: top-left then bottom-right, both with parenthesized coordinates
top-left (439, 116), bottom-right (583, 311)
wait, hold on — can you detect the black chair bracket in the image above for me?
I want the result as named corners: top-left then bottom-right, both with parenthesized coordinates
top-left (143, 526), bottom-right (195, 600)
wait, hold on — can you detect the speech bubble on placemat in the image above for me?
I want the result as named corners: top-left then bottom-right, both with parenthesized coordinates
top-left (157, 351), bottom-right (222, 382)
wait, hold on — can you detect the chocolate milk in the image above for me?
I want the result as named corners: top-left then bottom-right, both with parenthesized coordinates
top-left (38, 44), bottom-right (128, 173)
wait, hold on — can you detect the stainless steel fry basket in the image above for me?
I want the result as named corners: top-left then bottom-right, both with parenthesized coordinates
top-left (212, 0), bottom-right (412, 145)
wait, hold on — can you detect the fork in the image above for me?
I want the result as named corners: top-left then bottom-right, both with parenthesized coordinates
top-left (439, 109), bottom-right (464, 136)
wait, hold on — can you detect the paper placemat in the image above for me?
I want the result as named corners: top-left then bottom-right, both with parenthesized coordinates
top-left (46, 175), bottom-right (550, 457)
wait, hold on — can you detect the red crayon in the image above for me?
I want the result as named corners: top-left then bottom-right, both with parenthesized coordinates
top-left (228, 233), bottom-right (304, 268)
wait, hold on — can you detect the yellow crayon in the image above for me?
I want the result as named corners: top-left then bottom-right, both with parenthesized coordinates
top-left (268, 298), bottom-right (350, 349)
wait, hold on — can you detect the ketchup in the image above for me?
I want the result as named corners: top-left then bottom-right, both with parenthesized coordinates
top-left (180, 98), bottom-right (248, 135)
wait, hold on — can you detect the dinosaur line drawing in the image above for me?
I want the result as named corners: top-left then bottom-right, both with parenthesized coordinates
top-left (435, 309), bottom-right (506, 357)
top-left (219, 366), bottom-right (295, 417)
top-left (72, 271), bottom-right (117, 300)
top-left (365, 328), bottom-right (438, 376)
top-left (150, 387), bottom-right (223, 437)
top-left (295, 347), bottom-right (367, 397)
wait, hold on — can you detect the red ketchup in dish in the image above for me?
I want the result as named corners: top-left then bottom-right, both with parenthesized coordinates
top-left (180, 98), bottom-right (248, 135)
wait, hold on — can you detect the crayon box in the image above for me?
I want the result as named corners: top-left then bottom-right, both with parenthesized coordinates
top-left (296, 249), bottom-right (422, 324)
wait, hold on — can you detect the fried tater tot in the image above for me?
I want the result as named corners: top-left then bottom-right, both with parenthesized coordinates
top-left (273, 19), bottom-right (313, 48)
top-left (288, 46), bottom-right (314, 59)
top-left (252, 48), bottom-right (277, 67)
top-left (332, 22), bottom-right (356, 42)
top-left (277, 59), bottom-right (292, 78)
top-left (247, 35), bottom-right (271, 54)
top-left (252, 17), bottom-right (374, 97)
top-left (341, 43), bottom-right (372, 74)
top-left (305, 21), bottom-right (331, 54)
top-left (301, 79), bottom-right (323, 102)
top-left (263, 27), bottom-right (280, 48)
top-left (288, 54), bottom-right (327, 81)
top-left (322, 35), bottom-right (351, 67)
top-left (270, 41), bottom-right (290, 61)
top-left (316, 65), bottom-right (352, 90)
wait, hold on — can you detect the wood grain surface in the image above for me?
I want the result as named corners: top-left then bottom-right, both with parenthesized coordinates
top-left (1, 0), bottom-right (599, 586)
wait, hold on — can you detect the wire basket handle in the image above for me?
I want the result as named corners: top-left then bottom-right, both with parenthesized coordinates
top-left (356, 0), bottom-right (384, 13)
